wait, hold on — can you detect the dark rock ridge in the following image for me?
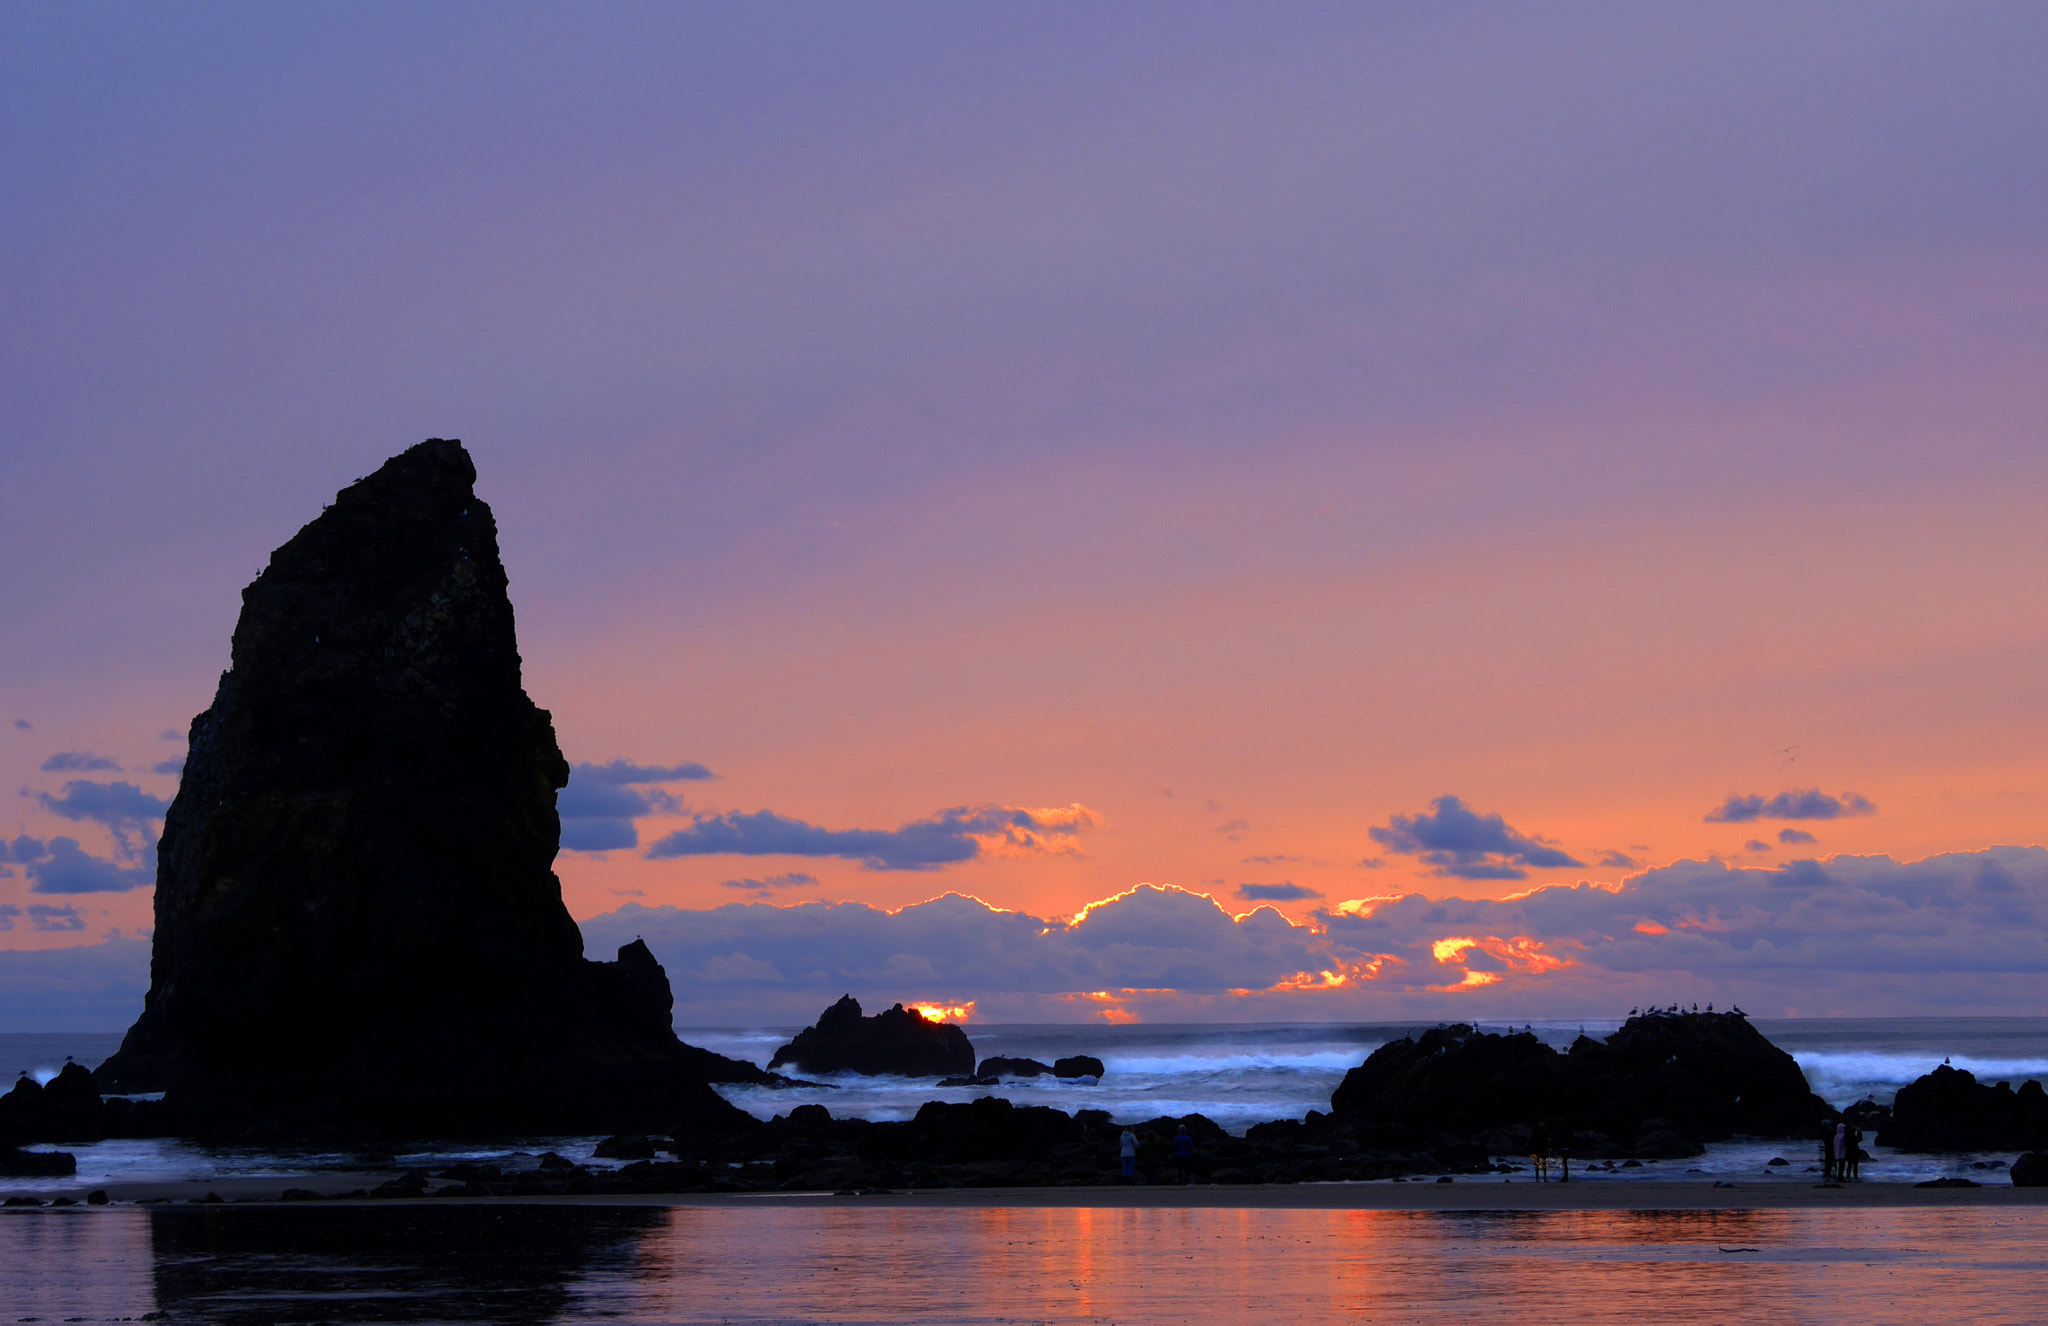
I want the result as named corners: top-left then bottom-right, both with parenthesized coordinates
top-left (1331, 1012), bottom-right (1830, 1157)
top-left (2012, 1152), bottom-right (2048, 1187)
top-left (1875, 1064), bottom-right (2048, 1151)
top-left (91, 439), bottom-right (750, 1142)
top-left (978, 1056), bottom-right (1054, 1079)
top-left (768, 996), bottom-right (975, 1077)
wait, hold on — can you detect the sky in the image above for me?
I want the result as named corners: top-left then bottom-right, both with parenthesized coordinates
top-left (3, 3), bottom-right (2046, 1027)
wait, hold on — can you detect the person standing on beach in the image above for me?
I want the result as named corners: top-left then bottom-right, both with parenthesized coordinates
top-left (1173, 1124), bottom-right (1195, 1185)
top-left (1119, 1128), bottom-right (1137, 1182)
top-left (1819, 1123), bottom-right (1836, 1180)
top-left (1834, 1122), bottom-right (1848, 1183)
top-left (1138, 1129), bottom-right (1169, 1185)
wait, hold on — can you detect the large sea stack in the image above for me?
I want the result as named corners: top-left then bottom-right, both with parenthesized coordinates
top-left (95, 439), bottom-right (748, 1142)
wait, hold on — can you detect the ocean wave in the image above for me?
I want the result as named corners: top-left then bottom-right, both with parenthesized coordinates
top-left (1795, 1050), bottom-right (2048, 1104)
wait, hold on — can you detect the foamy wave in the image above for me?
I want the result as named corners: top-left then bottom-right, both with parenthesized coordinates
top-left (1796, 1050), bottom-right (2048, 1104)
top-left (1105, 1050), bottom-right (1372, 1076)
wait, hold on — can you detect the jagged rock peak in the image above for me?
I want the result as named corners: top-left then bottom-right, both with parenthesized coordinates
top-left (96, 439), bottom-right (744, 1141)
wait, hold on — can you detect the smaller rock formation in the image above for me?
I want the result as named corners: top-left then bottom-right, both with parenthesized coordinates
top-left (1054, 1056), bottom-right (1105, 1080)
top-left (1330, 1011), bottom-right (1829, 1156)
top-left (768, 996), bottom-right (975, 1077)
top-left (2011, 1152), bottom-right (2048, 1187)
top-left (1876, 1064), bottom-right (2048, 1151)
top-left (0, 1145), bottom-right (77, 1177)
top-left (978, 1056), bottom-right (1053, 1078)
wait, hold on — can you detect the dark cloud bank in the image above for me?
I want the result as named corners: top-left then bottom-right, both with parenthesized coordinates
top-left (567, 846), bottom-right (2048, 1023)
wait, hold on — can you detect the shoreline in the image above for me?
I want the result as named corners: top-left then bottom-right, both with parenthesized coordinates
top-left (8, 1175), bottom-right (2043, 1211)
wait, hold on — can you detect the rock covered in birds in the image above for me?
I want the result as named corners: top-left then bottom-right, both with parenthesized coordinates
top-left (93, 439), bottom-right (749, 1141)
top-left (769, 996), bottom-right (975, 1077)
top-left (1876, 1064), bottom-right (2048, 1151)
top-left (1329, 1011), bottom-right (1830, 1156)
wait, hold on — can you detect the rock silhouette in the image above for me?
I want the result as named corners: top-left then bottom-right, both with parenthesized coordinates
top-left (1331, 1011), bottom-right (1830, 1156)
top-left (769, 996), bottom-right (975, 1077)
top-left (92, 439), bottom-right (750, 1142)
top-left (977, 1056), bottom-right (1054, 1078)
top-left (1876, 1064), bottom-right (2048, 1151)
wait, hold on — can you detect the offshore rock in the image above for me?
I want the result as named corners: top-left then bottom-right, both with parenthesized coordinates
top-left (768, 996), bottom-right (975, 1077)
top-left (1054, 1056), bottom-right (1105, 1080)
top-left (1876, 1064), bottom-right (2048, 1151)
top-left (2011, 1152), bottom-right (2048, 1187)
top-left (1330, 1012), bottom-right (1830, 1155)
top-left (93, 440), bottom-right (749, 1142)
top-left (977, 1056), bottom-right (1054, 1079)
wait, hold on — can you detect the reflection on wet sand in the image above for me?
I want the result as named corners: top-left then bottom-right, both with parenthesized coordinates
top-left (149, 1205), bottom-right (663, 1323)
top-left (2, 1203), bottom-right (2043, 1323)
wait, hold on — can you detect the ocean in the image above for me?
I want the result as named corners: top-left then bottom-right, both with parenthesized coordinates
top-left (5, 1018), bottom-right (2045, 1191)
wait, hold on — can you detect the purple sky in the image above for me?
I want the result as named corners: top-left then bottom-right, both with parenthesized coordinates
top-left (4, 4), bottom-right (2046, 1024)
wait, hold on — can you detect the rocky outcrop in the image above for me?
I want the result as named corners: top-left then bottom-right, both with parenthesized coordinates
top-left (1054, 1056), bottom-right (1105, 1080)
top-left (1876, 1065), bottom-right (2048, 1151)
top-left (0, 1147), bottom-right (77, 1177)
top-left (977, 1056), bottom-right (1053, 1078)
top-left (2012, 1152), bottom-right (2048, 1187)
top-left (91, 440), bottom-right (749, 1142)
top-left (768, 996), bottom-right (975, 1077)
top-left (1331, 1012), bottom-right (1830, 1156)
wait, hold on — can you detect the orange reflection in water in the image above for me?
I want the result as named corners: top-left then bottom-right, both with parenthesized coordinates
top-left (622, 1204), bottom-right (2048, 1324)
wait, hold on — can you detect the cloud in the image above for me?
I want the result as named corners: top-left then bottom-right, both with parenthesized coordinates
top-left (575, 846), bottom-right (2048, 1024)
top-left (1704, 788), bottom-right (1878, 823)
top-left (151, 759), bottom-right (184, 776)
top-left (1367, 796), bottom-right (1582, 880)
top-left (1, 835), bottom-right (48, 865)
top-left (0, 904), bottom-right (15, 928)
top-left (559, 818), bottom-right (638, 852)
top-left (1214, 819), bottom-right (1250, 839)
top-left (577, 759), bottom-right (715, 784)
top-left (1244, 854), bottom-right (1305, 865)
top-left (721, 871), bottom-right (821, 899)
top-left (1779, 828), bottom-right (1819, 845)
top-left (1235, 882), bottom-right (1323, 902)
top-left (26, 837), bottom-right (155, 893)
top-left (41, 752), bottom-right (120, 773)
top-left (645, 803), bottom-right (1096, 872)
top-left (24, 904), bottom-right (85, 932)
top-left (582, 883), bottom-right (1332, 1022)
top-left (1745, 839), bottom-right (1773, 852)
top-left (36, 779), bottom-right (169, 828)
top-left (554, 759), bottom-right (720, 853)
top-left (1595, 850), bottom-right (1640, 868)
top-left (158, 730), bottom-right (182, 742)
top-left (0, 936), bottom-right (151, 1031)
top-left (13, 719), bottom-right (30, 730)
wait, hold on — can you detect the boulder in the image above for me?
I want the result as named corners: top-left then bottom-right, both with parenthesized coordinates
top-left (90, 440), bottom-right (750, 1141)
top-left (1054, 1056), bottom-right (1105, 1080)
top-left (1330, 1012), bottom-right (1829, 1151)
top-left (1876, 1065), bottom-right (2048, 1152)
top-left (977, 1057), bottom-right (1053, 1078)
top-left (768, 996), bottom-right (975, 1077)
top-left (0, 1146), bottom-right (77, 1177)
top-left (2010, 1152), bottom-right (2048, 1187)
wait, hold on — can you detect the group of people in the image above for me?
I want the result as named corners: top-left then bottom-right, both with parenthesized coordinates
top-left (1822, 1119), bottom-right (1865, 1181)
top-left (1118, 1124), bottom-right (1197, 1184)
